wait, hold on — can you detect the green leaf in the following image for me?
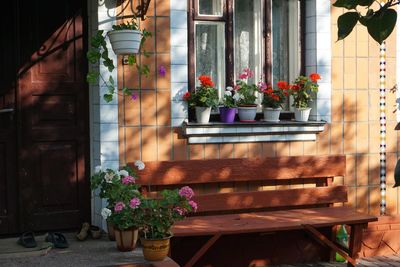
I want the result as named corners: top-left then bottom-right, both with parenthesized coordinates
top-left (365, 8), bottom-right (397, 44)
top-left (128, 55), bottom-right (136, 65)
top-left (394, 159), bottom-right (400, 188)
top-left (109, 75), bottom-right (114, 85)
top-left (337, 12), bottom-right (359, 41)
top-left (103, 94), bottom-right (114, 103)
top-left (86, 71), bottom-right (99, 84)
top-left (333, 0), bottom-right (358, 9)
top-left (357, 0), bottom-right (374, 6)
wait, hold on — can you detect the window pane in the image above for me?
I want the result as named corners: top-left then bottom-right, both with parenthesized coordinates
top-left (195, 22), bottom-right (225, 95)
top-left (272, 0), bottom-right (289, 85)
top-left (198, 0), bottom-right (223, 16)
top-left (234, 0), bottom-right (263, 85)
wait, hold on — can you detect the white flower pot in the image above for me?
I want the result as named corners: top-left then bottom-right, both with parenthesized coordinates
top-left (195, 106), bottom-right (211, 123)
top-left (238, 106), bottom-right (257, 122)
top-left (263, 107), bottom-right (282, 122)
top-left (108, 30), bottom-right (142, 55)
top-left (294, 107), bottom-right (312, 122)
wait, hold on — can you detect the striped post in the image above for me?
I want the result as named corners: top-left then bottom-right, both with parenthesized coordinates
top-left (379, 41), bottom-right (386, 215)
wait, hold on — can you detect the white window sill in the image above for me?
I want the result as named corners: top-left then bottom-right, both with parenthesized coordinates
top-left (182, 120), bottom-right (327, 144)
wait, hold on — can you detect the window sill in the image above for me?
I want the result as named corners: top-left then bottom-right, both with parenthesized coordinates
top-left (182, 120), bottom-right (327, 144)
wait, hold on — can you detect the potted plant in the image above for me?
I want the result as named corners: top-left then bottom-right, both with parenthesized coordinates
top-left (219, 86), bottom-right (237, 123)
top-left (86, 18), bottom-right (151, 103)
top-left (183, 75), bottom-right (219, 123)
top-left (233, 68), bottom-right (261, 122)
top-left (139, 186), bottom-right (197, 261)
top-left (261, 81), bottom-right (288, 122)
top-left (290, 73), bottom-right (321, 122)
top-left (91, 161), bottom-right (145, 251)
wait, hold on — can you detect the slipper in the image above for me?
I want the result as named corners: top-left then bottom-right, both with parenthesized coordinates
top-left (17, 231), bottom-right (37, 248)
top-left (76, 222), bottom-right (90, 241)
top-left (90, 225), bottom-right (102, 239)
top-left (45, 232), bottom-right (69, 248)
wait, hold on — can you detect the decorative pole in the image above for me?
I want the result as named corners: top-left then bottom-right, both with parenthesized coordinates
top-left (380, 41), bottom-right (387, 215)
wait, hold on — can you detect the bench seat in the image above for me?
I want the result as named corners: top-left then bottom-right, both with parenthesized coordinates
top-left (173, 206), bottom-right (377, 237)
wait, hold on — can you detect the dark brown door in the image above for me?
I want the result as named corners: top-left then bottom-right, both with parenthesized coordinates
top-left (16, 0), bottom-right (90, 231)
top-left (0, 1), bottom-right (18, 234)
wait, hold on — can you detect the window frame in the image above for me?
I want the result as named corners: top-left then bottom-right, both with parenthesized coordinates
top-left (188, 0), bottom-right (305, 121)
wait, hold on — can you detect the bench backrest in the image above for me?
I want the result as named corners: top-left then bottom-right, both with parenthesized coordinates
top-left (136, 155), bottom-right (347, 215)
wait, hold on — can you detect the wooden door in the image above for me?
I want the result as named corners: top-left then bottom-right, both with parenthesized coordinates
top-left (0, 1), bottom-right (18, 234)
top-left (17, 0), bottom-right (90, 231)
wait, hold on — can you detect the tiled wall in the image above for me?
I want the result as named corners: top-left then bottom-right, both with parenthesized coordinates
top-left (118, 0), bottom-right (400, 217)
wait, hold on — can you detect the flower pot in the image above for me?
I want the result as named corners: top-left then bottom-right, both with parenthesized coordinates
top-left (219, 107), bottom-right (237, 123)
top-left (107, 221), bottom-right (116, 241)
top-left (294, 107), bottom-right (312, 122)
top-left (238, 105), bottom-right (257, 122)
top-left (195, 106), bottom-right (211, 124)
top-left (263, 107), bottom-right (282, 122)
top-left (114, 227), bottom-right (138, 252)
top-left (141, 236), bottom-right (171, 261)
top-left (108, 30), bottom-right (142, 55)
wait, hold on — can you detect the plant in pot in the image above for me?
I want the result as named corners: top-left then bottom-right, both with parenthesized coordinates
top-left (183, 75), bottom-right (219, 124)
top-left (91, 160), bottom-right (145, 250)
top-left (86, 18), bottom-right (151, 103)
top-left (139, 186), bottom-right (198, 261)
top-left (290, 73), bottom-right (321, 122)
top-left (219, 86), bottom-right (237, 123)
top-left (233, 68), bottom-right (261, 122)
top-left (261, 81), bottom-right (288, 122)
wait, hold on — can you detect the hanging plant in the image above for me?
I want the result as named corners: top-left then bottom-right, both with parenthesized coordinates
top-left (86, 18), bottom-right (152, 102)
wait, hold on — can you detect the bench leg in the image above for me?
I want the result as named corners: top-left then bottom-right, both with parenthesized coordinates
top-left (347, 224), bottom-right (364, 267)
top-left (184, 233), bottom-right (221, 267)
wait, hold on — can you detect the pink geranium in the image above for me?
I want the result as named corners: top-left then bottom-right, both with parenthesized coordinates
top-left (129, 197), bottom-right (141, 209)
top-left (174, 207), bottom-right (187, 216)
top-left (189, 200), bottom-right (198, 212)
top-left (122, 175), bottom-right (136, 185)
top-left (179, 186), bottom-right (194, 199)
top-left (114, 202), bottom-right (125, 213)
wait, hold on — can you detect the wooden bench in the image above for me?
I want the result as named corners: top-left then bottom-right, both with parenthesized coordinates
top-left (137, 155), bottom-right (377, 267)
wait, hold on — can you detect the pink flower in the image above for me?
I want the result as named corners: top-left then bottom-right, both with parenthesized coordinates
top-left (129, 197), bottom-right (141, 209)
top-left (234, 85), bottom-right (241, 90)
top-left (179, 186), bottom-right (195, 199)
top-left (159, 65), bottom-right (166, 77)
top-left (114, 202), bottom-right (125, 213)
top-left (239, 73), bottom-right (248, 80)
top-left (258, 81), bottom-right (267, 91)
top-left (122, 176), bottom-right (136, 185)
top-left (189, 200), bottom-right (198, 212)
top-left (243, 68), bottom-right (254, 78)
top-left (131, 93), bottom-right (138, 101)
top-left (174, 207), bottom-right (187, 216)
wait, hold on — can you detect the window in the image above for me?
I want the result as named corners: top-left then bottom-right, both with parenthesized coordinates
top-left (189, 0), bottom-right (303, 114)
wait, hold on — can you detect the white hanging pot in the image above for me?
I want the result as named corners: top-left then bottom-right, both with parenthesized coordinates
top-left (294, 107), bottom-right (312, 122)
top-left (238, 105), bottom-right (257, 122)
top-left (263, 107), bottom-right (282, 122)
top-left (108, 30), bottom-right (142, 55)
top-left (195, 106), bottom-right (211, 124)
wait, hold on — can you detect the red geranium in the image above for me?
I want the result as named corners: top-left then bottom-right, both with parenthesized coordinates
top-left (198, 75), bottom-right (214, 88)
top-left (309, 73), bottom-right (321, 83)
top-left (183, 92), bottom-right (191, 101)
top-left (277, 81), bottom-right (289, 90)
top-left (290, 84), bottom-right (301, 91)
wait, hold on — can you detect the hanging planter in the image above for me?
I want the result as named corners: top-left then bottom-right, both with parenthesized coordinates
top-left (108, 30), bottom-right (142, 55)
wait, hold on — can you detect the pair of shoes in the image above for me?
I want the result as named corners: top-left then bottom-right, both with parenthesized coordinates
top-left (76, 222), bottom-right (102, 241)
top-left (17, 231), bottom-right (37, 248)
top-left (45, 232), bottom-right (69, 249)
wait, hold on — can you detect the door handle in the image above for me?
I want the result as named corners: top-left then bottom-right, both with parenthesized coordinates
top-left (0, 108), bottom-right (14, 114)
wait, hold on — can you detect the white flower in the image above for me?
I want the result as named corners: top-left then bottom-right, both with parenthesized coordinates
top-left (94, 165), bottom-right (102, 173)
top-left (224, 91), bottom-right (232, 97)
top-left (104, 172), bottom-right (115, 183)
top-left (134, 160), bottom-right (145, 170)
top-left (118, 170), bottom-right (129, 177)
top-left (226, 86), bottom-right (234, 91)
top-left (233, 93), bottom-right (243, 101)
top-left (101, 208), bottom-right (111, 220)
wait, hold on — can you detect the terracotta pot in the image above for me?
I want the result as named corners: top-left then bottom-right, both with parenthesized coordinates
top-left (114, 227), bottom-right (138, 252)
top-left (107, 221), bottom-right (116, 241)
top-left (263, 107), bottom-right (282, 122)
top-left (141, 236), bottom-right (171, 261)
top-left (294, 107), bottom-right (311, 122)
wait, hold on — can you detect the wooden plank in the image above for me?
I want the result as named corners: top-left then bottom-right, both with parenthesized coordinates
top-left (302, 224), bottom-right (356, 266)
top-left (136, 156), bottom-right (346, 186)
top-left (192, 186), bottom-right (348, 213)
top-left (172, 206), bottom-right (377, 237)
top-left (347, 224), bottom-right (365, 267)
top-left (183, 233), bottom-right (221, 267)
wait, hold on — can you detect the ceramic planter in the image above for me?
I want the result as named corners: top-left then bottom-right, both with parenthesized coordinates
top-left (108, 30), bottom-right (142, 55)
top-left (107, 221), bottom-right (116, 241)
top-left (294, 107), bottom-right (312, 122)
top-left (263, 107), bottom-right (282, 122)
top-left (195, 106), bottom-right (212, 124)
top-left (141, 236), bottom-right (171, 261)
top-left (114, 227), bottom-right (138, 252)
top-left (219, 107), bottom-right (237, 123)
top-left (238, 105), bottom-right (257, 122)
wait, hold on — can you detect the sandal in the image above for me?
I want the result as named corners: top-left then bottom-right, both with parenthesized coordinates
top-left (17, 231), bottom-right (37, 248)
top-left (46, 232), bottom-right (69, 248)
top-left (90, 225), bottom-right (102, 239)
top-left (76, 222), bottom-right (90, 241)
